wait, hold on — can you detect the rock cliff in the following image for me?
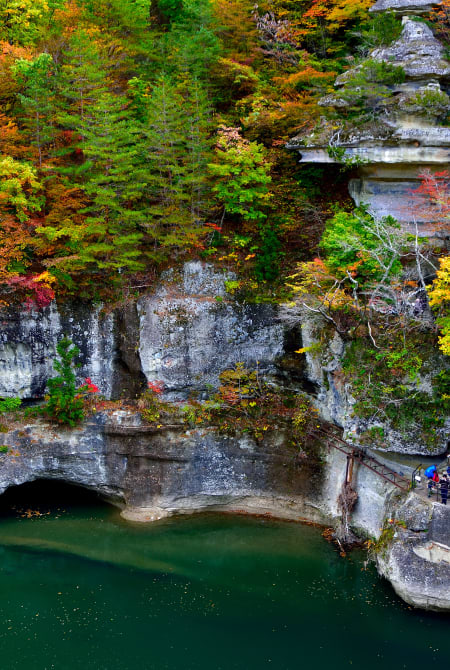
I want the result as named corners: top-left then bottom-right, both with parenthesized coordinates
top-left (287, 2), bottom-right (450, 231)
top-left (377, 492), bottom-right (450, 611)
top-left (0, 262), bottom-right (284, 402)
top-left (0, 257), bottom-right (447, 611)
top-left (284, 307), bottom-right (449, 456)
top-left (0, 261), bottom-right (446, 458)
top-left (0, 412), bottom-right (328, 524)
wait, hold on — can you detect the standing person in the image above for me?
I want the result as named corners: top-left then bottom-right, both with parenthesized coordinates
top-left (440, 474), bottom-right (449, 505)
top-left (425, 465), bottom-right (438, 497)
top-left (428, 478), bottom-right (435, 498)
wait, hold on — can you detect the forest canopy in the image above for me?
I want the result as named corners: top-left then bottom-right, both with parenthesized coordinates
top-left (0, 0), bottom-right (379, 303)
top-left (0, 0), bottom-right (447, 356)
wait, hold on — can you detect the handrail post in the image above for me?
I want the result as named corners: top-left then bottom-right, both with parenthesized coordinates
top-left (411, 464), bottom-right (422, 490)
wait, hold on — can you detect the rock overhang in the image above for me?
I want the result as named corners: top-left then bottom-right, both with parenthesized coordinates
top-left (287, 10), bottom-right (450, 227)
top-left (369, 0), bottom-right (443, 15)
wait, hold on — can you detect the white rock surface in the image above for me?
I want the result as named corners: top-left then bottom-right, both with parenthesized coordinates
top-left (370, 0), bottom-right (442, 14)
top-left (136, 262), bottom-right (285, 398)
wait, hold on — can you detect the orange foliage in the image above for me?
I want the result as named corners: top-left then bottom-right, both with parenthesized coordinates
top-left (0, 113), bottom-right (32, 160)
top-left (0, 41), bottom-right (32, 102)
top-left (413, 170), bottom-right (450, 233)
top-left (212, 0), bottom-right (259, 57)
top-left (429, 0), bottom-right (450, 44)
top-left (0, 215), bottom-right (34, 281)
top-left (35, 176), bottom-right (89, 263)
top-left (273, 65), bottom-right (336, 96)
top-left (302, 0), bottom-right (372, 33)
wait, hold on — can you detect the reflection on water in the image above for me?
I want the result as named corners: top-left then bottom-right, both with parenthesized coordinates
top-left (0, 481), bottom-right (448, 670)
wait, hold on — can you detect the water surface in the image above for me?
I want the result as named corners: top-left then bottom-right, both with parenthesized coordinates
top-left (0, 483), bottom-right (447, 670)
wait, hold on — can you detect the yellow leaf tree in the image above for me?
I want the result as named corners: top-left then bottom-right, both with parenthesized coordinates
top-left (428, 256), bottom-right (450, 356)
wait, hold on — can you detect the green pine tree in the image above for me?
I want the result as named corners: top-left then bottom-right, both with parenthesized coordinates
top-left (57, 31), bottom-right (109, 156)
top-left (135, 75), bottom-right (213, 258)
top-left (76, 89), bottom-right (144, 274)
top-left (12, 53), bottom-right (56, 167)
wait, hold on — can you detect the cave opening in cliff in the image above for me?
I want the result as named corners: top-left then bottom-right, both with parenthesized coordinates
top-left (0, 479), bottom-right (112, 519)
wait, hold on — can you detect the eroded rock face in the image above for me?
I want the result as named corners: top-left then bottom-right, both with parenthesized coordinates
top-left (287, 10), bottom-right (450, 229)
top-left (0, 303), bottom-right (117, 400)
top-left (370, 0), bottom-right (442, 13)
top-left (135, 262), bottom-right (285, 399)
top-left (0, 262), bottom-right (285, 401)
top-left (291, 309), bottom-right (449, 456)
top-left (0, 407), bottom-right (403, 540)
top-left (377, 493), bottom-right (450, 611)
top-left (0, 412), bottom-right (328, 525)
top-left (372, 19), bottom-right (449, 80)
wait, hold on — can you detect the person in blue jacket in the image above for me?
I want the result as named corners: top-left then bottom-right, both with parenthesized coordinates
top-left (425, 465), bottom-right (438, 498)
top-left (425, 464), bottom-right (437, 478)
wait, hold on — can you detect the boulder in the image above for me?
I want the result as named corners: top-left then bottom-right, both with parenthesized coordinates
top-left (377, 493), bottom-right (450, 611)
top-left (371, 19), bottom-right (450, 81)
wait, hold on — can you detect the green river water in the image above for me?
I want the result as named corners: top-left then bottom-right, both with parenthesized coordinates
top-left (0, 482), bottom-right (448, 670)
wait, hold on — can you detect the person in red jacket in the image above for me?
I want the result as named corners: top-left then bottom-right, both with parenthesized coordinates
top-left (427, 467), bottom-right (439, 497)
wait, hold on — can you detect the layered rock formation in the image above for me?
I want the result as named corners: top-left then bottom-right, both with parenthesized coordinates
top-left (0, 412), bottom-right (327, 524)
top-left (287, 1), bottom-right (450, 230)
top-left (0, 408), bottom-right (408, 542)
top-left (369, 0), bottom-right (441, 14)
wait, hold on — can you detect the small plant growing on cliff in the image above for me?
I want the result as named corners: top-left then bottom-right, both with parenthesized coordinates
top-left (338, 59), bottom-right (405, 116)
top-left (401, 87), bottom-right (450, 119)
top-left (0, 396), bottom-right (22, 432)
top-left (292, 394), bottom-right (317, 443)
top-left (0, 398), bottom-right (21, 414)
top-left (42, 337), bottom-right (98, 427)
top-left (138, 380), bottom-right (166, 423)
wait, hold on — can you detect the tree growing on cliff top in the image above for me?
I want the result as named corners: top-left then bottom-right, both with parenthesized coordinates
top-left (284, 207), bottom-right (433, 345)
top-left (42, 337), bottom-right (85, 426)
top-left (208, 126), bottom-right (272, 225)
top-left (42, 336), bottom-right (99, 426)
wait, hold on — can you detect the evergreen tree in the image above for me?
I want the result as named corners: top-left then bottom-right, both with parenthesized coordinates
top-left (39, 34), bottom-right (146, 281)
top-left (135, 75), bottom-right (212, 257)
top-left (40, 88), bottom-right (144, 279)
top-left (184, 79), bottom-right (213, 224)
top-left (77, 89), bottom-right (144, 274)
top-left (12, 53), bottom-right (56, 167)
top-left (57, 31), bottom-right (109, 155)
